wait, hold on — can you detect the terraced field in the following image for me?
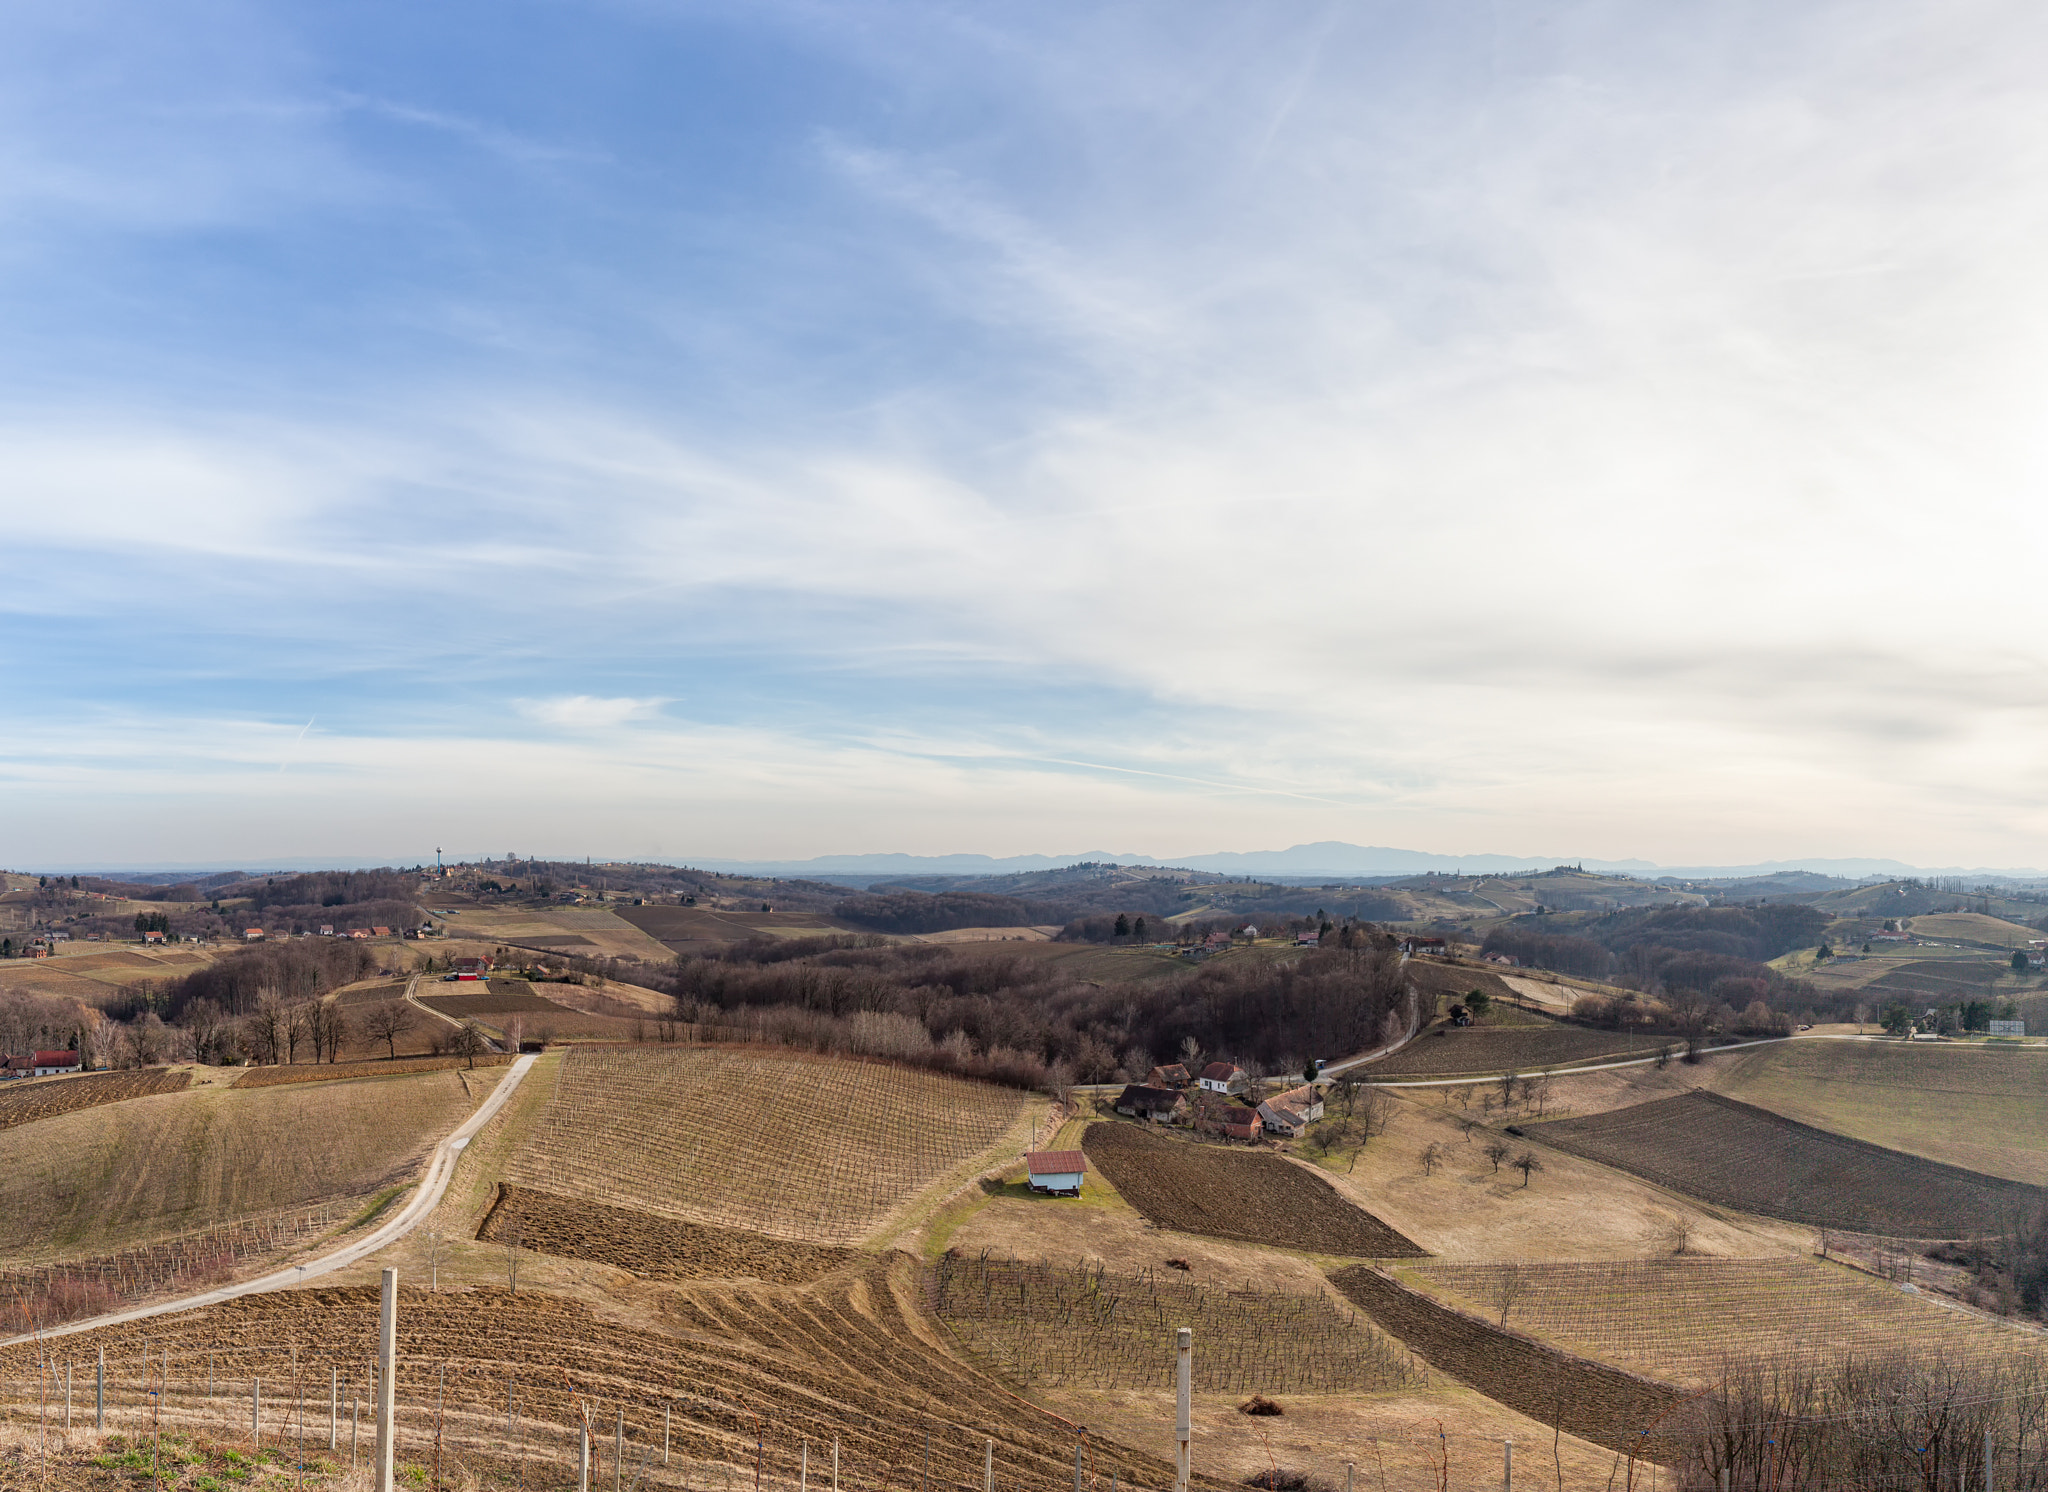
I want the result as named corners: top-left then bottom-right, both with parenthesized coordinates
top-left (235, 1055), bottom-right (512, 1088)
top-left (1534, 1090), bottom-right (2040, 1236)
top-left (0, 1067), bottom-right (189, 1129)
top-left (1409, 1257), bottom-right (2046, 1386)
top-left (0, 1264), bottom-right (1179, 1492)
top-left (476, 1184), bottom-right (857, 1284)
top-left (929, 1252), bottom-right (1416, 1393)
top-left (1366, 1020), bottom-right (1667, 1079)
top-left (503, 1047), bottom-right (1038, 1244)
top-left (1080, 1122), bottom-right (1424, 1257)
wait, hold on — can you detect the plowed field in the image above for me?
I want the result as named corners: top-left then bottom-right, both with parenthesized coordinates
top-left (1330, 1266), bottom-right (1682, 1459)
top-left (1534, 1090), bottom-right (2041, 1236)
top-left (476, 1183), bottom-right (857, 1284)
top-left (234, 1055), bottom-right (511, 1088)
top-left (1367, 1022), bottom-right (1664, 1078)
top-left (1080, 1122), bottom-right (1424, 1257)
top-left (0, 1067), bottom-right (188, 1129)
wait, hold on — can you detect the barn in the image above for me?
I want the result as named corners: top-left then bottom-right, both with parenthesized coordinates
top-left (1024, 1150), bottom-right (1087, 1196)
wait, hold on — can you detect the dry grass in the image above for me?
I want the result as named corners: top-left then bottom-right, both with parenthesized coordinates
top-left (1405, 1256), bottom-right (2048, 1387)
top-left (503, 1046), bottom-right (1039, 1245)
top-left (0, 1070), bottom-right (481, 1254)
top-left (233, 1056), bottom-right (512, 1088)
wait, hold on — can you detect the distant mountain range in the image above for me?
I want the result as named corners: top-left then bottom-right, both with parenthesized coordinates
top-left (685, 843), bottom-right (2048, 882)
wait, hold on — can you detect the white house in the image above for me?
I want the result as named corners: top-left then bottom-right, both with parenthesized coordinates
top-left (1024, 1150), bottom-right (1087, 1196)
top-left (1197, 1062), bottom-right (1249, 1095)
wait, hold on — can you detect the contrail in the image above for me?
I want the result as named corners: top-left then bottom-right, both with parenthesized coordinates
top-left (279, 717), bottom-right (316, 772)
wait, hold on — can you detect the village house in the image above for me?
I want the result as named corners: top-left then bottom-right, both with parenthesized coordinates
top-left (319, 925), bottom-right (334, 937)
top-left (451, 955), bottom-right (494, 975)
top-left (1401, 935), bottom-right (1448, 955)
top-left (1256, 1084), bottom-right (1325, 1138)
top-left (372, 926), bottom-right (393, 938)
top-left (1197, 1061), bottom-right (1250, 1095)
top-left (9, 1050), bottom-right (82, 1077)
top-left (1191, 1093), bottom-right (1262, 1141)
top-left (1113, 1084), bottom-right (1187, 1121)
top-left (1295, 931), bottom-right (1320, 947)
top-left (1024, 1150), bottom-right (1087, 1196)
top-left (142, 930), bottom-right (165, 944)
top-left (1146, 1062), bottom-right (1192, 1089)
top-left (243, 927), bottom-right (265, 941)
top-left (23, 945), bottom-right (49, 960)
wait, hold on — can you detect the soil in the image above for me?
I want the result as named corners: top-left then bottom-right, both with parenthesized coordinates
top-left (1533, 1090), bottom-right (2042, 1236)
top-left (0, 1068), bottom-right (189, 1130)
top-left (1080, 1123), bottom-right (1425, 1258)
top-left (476, 1183), bottom-right (858, 1285)
top-left (232, 1055), bottom-right (512, 1088)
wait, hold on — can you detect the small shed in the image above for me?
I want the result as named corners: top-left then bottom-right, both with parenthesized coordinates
top-left (1025, 1150), bottom-right (1087, 1196)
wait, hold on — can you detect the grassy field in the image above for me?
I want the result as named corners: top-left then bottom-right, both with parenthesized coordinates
top-left (1535, 1090), bottom-right (2041, 1236)
top-left (1405, 1256), bottom-right (2046, 1387)
top-left (423, 903), bottom-right (677, 963)
top-left (0, 1068), bottom-right (483, 1253)
top-left (1905, 912), bottom-right (2043, 946)
top-left (1712, 1040), bottom-right (2048, 1183)
top-left (502, 1046), bottom-right (1040, 1245)
top-left (1366, 1018), bottom-right (1669, 1079)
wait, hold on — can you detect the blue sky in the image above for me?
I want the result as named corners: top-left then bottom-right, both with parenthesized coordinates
top-left (8, 0), bottom-right (2048, 868)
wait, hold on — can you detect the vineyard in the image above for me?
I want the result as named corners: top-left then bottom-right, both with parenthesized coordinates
top-left (419, 989), bottom-right (576, 1019)
top-left (234, 1055), bottom-right (512, 1088)
top-left (1328, 1265), bottom-right (1685, 1459)
top-left (1534, 1090), bottom-right (2041, 1236)
top-left (502, 1047), bottom-right (1036, 1245)
top-left (0, 1262), bottom-right (1183, 1492)
top-left (1364, 1022), bottom-right (1665, 1079)
top-left (1408, 1257), bottom-right (2048, 1386)
top-left (0, 1197), bottom-right (366, 1335)
top-left (1080, 1122), bottom-right (1425, 1258)
top-left (0, 1068), bottom-right (476, 1253)
top-left (926, 1252), bottom-right (1417, 1394)
top-left (0, 1067), bottom-right (189, 1129)
top-left (475, 1184), bottom-right (858, 1285)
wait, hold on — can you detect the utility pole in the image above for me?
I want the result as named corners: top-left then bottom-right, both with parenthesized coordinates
top-left (375, 1268), bottom-right (397, 1492)
top-left (1174, 1328), bottom-right (1192, 1492)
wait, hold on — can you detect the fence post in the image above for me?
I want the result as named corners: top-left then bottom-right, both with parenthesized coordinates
top-left (375, 1267), bottom-right (397, 1492)
top-left (1503, 1439), bottom-right (1511, 1492)
top-left (1072, 1439), bottom-right (1081, 1492)
top-left (579, 1424), bottom-right (591, 1492)
top-left (802, 1439), bottom-right (809, 1492)
top-left (984, 1440), bottom-right (993, 1492)
top-left (1344, 1464), bottom-right (1352, 1492)
top-left (833, 1438), bottom-right (839, 1492)
top-left (1987, 1427), bottom-right (1994, 1492)
top-left (616, 1407), bottom-right (624, 1492)
top-left (65, 1364), bottom-right (72, 1431)
top-left (664, 1405), bottom-right (671, 1467)
top-left (253, 1380), bottom-right (261, 1449)
top-left (1174, 1327), bottom-right (1191, 1492)
top-left (330, 1368), bottom-right (338, 1451)
top-left (97, 1347), bottom-right (105, 1433)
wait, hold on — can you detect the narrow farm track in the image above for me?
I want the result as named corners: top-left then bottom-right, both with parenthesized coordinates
top-left (0, 1052), bottom-right (538, 1346)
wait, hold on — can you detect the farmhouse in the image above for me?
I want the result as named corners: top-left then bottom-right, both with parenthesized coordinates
top-left (1113, 1084), bottom-right (1187, 1121)
top-left (243, 927), bottom-right (265, 941)
top-left (452, 956), bottom-right (494, 975)
top-left (1146, 1062), bottom-right (1191, 1089)
top-left (319, 924), bottom-right (334, 936)
top-left (142, 929), bottom-right (165, 944)
top-left (1401, 936), bottom-right (1448, 955)
top-left (1197, 1062), bottom-right (1249, 1095)
top-left (22, 946), bottom-right (49, 960)
top-left (372, 926), bottom-right (392, 938)
top-left (1295, 931), bottom-right (1319, 947)
top-left (1256, 1084), bottom-right (1325, 1137)
top-left (29, 1050), bottom-right (80, 1077)
top-left (1024, 1150), bottom-right (1087, 1196)
top-left (1191, 1094), bottom-right (1262, 1141)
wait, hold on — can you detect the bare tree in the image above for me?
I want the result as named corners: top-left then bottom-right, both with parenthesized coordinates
top-left (1457, 1114), bottom-right (1482, 1144)
top-left (1498, 1070), bottom-right (1520, 1106)
top-left (1419, 1141), bottom-right (1444, 1176)
top-left (1483, 1139), bottom-right (1512, 1174)
top-left (1512, 1150), bottom-right (1542, 1188)
top-left (362, 999), bottom-right (417, 1060)
top-left (1489, 1266), bottom-right (1526, 1327)
top-left (1524, 1075), bottom-right (1553, 1118)
top-left (1359, 1085), bottom-right (1394, 1140)
top-left (451, 1019), bottom-right (488, 1069)
top-left (283, 1002), bottom-right (312, 1064)
top-left (1666, 1217), bottom-right (1693, 1256)
top-left (245, 998), bottom-right (286, 1065)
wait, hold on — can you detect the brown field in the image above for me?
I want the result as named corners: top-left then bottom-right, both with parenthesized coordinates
top-left (1406, 1257), bottom-right (2048, 1387)
top-left (476, 1183), bottom-right (857, 1285)
top-left (1712, 1040), bottom-right (2048, 1183)
top-left (0, 1068), bottom-right (483, 1252)
top-left (503, 1047), bottom-right (1039, 1245)
top-left (1329, 1265), bottom-right (1685, 1458)
top-left (1365, 1020), bottom-right (1670, 1079)
top-left (428, 905), bottom-right (677, 963)
top-left (615, 903), bottom-right (859, 951)
top-left (330, 978), bottom-right (411, 1007)
top-left (233, 1055), bottom-right (513, 1088)
top-left (0, 1067), bottom-right (189, 1130)
top-left (1534, 1090), bottom-right (2042, 1236)
top-left (927, 1251), bottom-right (1417, 1393)
top-left (420, 989), bottom-right (577, 1018)
top-left (1080, 1122), bottom-right (1425, 1257)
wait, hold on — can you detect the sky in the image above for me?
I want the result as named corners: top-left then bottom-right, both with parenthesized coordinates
top-left (6, 0), bottom-right (2048, 870)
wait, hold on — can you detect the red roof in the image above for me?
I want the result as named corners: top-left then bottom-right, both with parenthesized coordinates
top-left (1025, 1150), bottom-right (1087, 1174)
top-left (33, 1051), bottom-right (78, 1067)
top-left (1199, 1062), bottom-right (1242, 1082)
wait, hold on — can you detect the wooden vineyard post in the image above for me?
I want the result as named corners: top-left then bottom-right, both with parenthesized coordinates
top-left (663, 1405), bottom-right (670, 1467)
top-left (579, 1423), bottom-right (591, 1492)
top-left (984, 1440), bottom-right (992, 1492)
top-left (1174, 1328), bottom-right (1191, 1492)
top-left (65, 1363), bottom-right (71, 1431)
top-left (1502, 1439), bottom-right (1511, 1492)
top-left (802, 1439), bottom-right (809, 1492)
top-left (616, 1407), bottom-right (624, 1492)
top-left (1071, 1440), bottom-right (1081, 1492)
top-left (375, 1267), bottom-right (397, 1492)
top-left (97, 1346), bottom-right (105, 1433)
top-left (833, 1438), bottom-right (839, 1492)
top-left (253, 1379), bottom-right (261, 1450)
top-left (1987, 1428), bottom-right (1995, 1492)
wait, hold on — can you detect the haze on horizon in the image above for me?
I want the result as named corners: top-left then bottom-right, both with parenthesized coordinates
top-left (5, 1), bottom-right (2047, 870)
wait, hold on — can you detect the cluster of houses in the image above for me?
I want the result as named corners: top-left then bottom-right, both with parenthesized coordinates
top-left (1111, 1061), bottom-right (1325, 1143)
top-left (1, 1050), bottom-right (81, 1079)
